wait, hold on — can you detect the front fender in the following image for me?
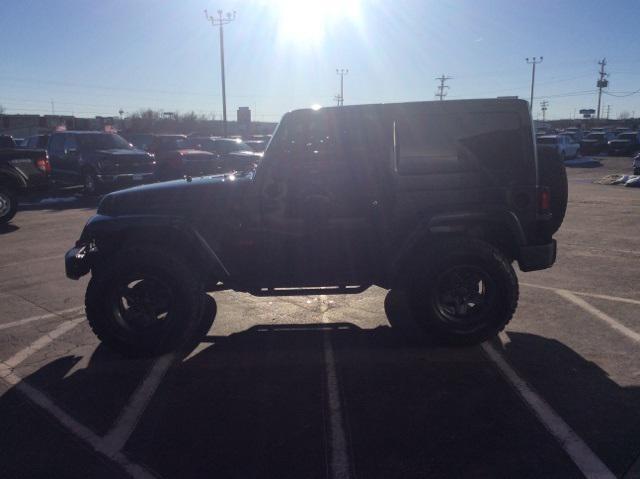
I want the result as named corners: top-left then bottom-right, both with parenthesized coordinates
top-left (67, 214), bottom-right (230, 282)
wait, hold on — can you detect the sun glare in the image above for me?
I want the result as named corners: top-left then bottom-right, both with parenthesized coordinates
top-left (273, 0), bottom-right (362, 44)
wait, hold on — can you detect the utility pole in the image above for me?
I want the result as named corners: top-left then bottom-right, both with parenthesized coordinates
top-left (336, 69), bottom-right (349, 106)
top-left (596, 58), bottom-right (608, 120)
top-left (435, 74), bottom-right (452, 100)
top-left (606, 104), bottom-right (611, 120)
top-left (204, 9), bottom-right (236, 137)
top-left (525, 57), bottom-right (543, 114)
top-left (540, 100), bottom-right (549, 122)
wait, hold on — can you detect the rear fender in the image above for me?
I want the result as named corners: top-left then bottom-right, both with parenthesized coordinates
top-left (0, 166), bottom-right (27, 191)
top-left (388, 210), bottom-right (526, 287)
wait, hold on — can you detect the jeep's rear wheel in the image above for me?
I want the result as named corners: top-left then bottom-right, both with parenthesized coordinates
top-left (402, 239), bottom-right (518, 346)
top-left (0, 186), bottom-right (18, 225)
top-left (86, 247), bottom-right (207, 357)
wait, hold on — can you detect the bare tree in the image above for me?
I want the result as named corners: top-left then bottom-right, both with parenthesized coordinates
top-left (618, 110), bottom-right (631, 120)
top-left (0, 104), bottom-right (5, 115)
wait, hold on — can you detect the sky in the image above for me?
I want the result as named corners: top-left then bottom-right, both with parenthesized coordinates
top-left (2, 0), bottom-right (640, 122)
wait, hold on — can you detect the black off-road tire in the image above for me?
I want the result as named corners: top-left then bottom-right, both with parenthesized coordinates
top-left (538, 153), bottom-right (568, 236)
top-left (0, 186), bottom-right (18, 225)
top-left (401, 239), bottom-right (519, 347)
top-left (85, 247), bottom-right (206, 358)
top-left (83, 170), bottom-right (101, 196)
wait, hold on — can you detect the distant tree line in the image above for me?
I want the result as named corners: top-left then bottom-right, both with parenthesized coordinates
top-left (125, 109), bottom-right (218, 134)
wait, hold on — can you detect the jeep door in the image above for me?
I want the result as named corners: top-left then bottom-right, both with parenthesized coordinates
top-left (256, 109), bottom-right (386, 286)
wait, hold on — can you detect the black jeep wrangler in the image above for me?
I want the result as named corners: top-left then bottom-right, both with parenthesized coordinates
top-left (65, 99), bottom-right (567, 357)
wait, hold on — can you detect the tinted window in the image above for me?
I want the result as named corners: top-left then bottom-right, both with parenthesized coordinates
top-left (49, 134), bottom-right (66, 155)
top-left (76, 133), bottom-right (132, 151)
top-left (64, 135), bottom-right (78, 152)
top-left (586, 133), bottom-right (605, 140)
top-left (213, 139), bottom-right (252, 154)
top-left (396, 111), bottom-right (523, 175)
top-left (617, 133), bottom-right (637, 140)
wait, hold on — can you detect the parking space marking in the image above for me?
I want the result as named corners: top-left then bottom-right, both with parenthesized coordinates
top-left (320, 295), bottom-right (351, 479)
top-left (555, 290), bottom-right (640, 344)
top-left (522, 282), bottom-right (640, 306)
top-left (483, 337), bottom-right (616, 479)
top-left (0, 307), bottom-right (84, 331)
top-left (0, 317), bottom-right (84, 375)
top-left (0, 312), bottom-right (158, 478)
top-left (102, 353), bottom-right (176, 455)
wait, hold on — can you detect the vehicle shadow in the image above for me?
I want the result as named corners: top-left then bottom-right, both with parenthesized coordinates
top-left (1, 322), bottom-right (639, 478)
top-left (19, 192), bottom-right (101, 212)
top-left (0, 223), bottom-right (19, 235)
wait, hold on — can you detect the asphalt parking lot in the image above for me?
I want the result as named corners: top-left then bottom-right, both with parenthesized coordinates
top-left (1, 158), bottom-right (639, 479)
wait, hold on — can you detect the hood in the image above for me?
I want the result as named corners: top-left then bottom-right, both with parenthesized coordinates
top-left (609, 139), bottom-right (631, 145)
top-left (227, 150), bottom-right (262, 158)
top-left (581, 139), bottom-right (601, 144)
top-left (97, 173), bottom-right (252, 217)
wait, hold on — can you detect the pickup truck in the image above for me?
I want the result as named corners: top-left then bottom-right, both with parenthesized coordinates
top-left (0, 135), bottom-right (50, 224)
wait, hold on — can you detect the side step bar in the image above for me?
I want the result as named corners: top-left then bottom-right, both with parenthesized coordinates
top-left (249, 285), bottom-right (371, 297)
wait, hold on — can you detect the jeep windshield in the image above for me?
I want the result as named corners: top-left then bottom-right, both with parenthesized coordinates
top-left (76, 133), bottom-right (133, 151)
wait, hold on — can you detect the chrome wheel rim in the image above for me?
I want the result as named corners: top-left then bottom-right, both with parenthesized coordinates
top-left (0, 192), bottom-right (11, 217)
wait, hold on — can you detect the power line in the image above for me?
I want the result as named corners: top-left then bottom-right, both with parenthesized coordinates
top-left (526, 56), bottom-right (543, 114)
top-left (435, 74), bottom-right (452, 101)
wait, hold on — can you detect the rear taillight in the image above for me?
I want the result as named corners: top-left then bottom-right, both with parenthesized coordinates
top-left (35, 154), bottom-right (51, 175)
top-left (539, 187), bottom-right (551, 212)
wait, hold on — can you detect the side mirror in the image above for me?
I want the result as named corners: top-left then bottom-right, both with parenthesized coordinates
top-left (66, 148), bottom-right (79, 157)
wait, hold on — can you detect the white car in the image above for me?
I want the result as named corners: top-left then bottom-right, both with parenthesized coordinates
top-left (536, 135), bottom-right (580, 160)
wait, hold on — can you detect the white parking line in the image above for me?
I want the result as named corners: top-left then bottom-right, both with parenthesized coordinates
top-left (0, 313), bottom-right (158, 479)
top-left (0, 307), bottom-right (84, 331)
top-left (555, 290), bottom-right (640, 344)
top-left (102, 353), bottom-right (176, 455)
top-left (483, 337), bottom-right (616, 479)
top-left (320, 295), bottom-right (351, 479)
top-left (522, 282), bottom-right (640, 306)
top-left (0, 318), bottom-right (84, 376)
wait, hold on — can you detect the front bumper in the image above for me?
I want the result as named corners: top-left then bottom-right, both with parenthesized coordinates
top-left (65, 242), bottom-right (95, 279)
top-left (96, 172), bottom-right (155, 185)
top-left (518, 240), bottom-right (557, 272)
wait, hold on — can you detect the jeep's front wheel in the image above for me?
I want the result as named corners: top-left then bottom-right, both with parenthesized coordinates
top-left (404, 240), bottom-right (518, 346)
top-left (86, 247), bottom-right (206, 357)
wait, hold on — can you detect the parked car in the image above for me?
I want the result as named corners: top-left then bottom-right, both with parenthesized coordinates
top-left (155, 149), bottom-right (230, 181)
top-left (0, 135), bottom-right (50, 224)
top-left (608, 132), bottom-right (640, 156)
top-left (141, 134), bottom-right (188, 155)
top-left (186, 137), bottom-right (261, 173)
top-left (562, 128), bottom-right (583, 142)
top-left (580, 132), bottom-right (616, 155)
top-left (47, 131), bottom-right (156, 194)
top-left (125, 133), bottom-right (155, 151)
top-left (23, 134), bottom-right (51, 150)
top-left (66, 98), bottom-right (565, 357)
top-left (536, 135), bottom-right (580, 160)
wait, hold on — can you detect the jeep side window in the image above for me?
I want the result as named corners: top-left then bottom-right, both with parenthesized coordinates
top-left (64, 135), bottom-right (78, 154)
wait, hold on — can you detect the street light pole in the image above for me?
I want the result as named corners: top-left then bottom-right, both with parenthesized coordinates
top-left (205, 9), bottom-right (236, 137)
top-left (525, 57), bottom-right (543, 114)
